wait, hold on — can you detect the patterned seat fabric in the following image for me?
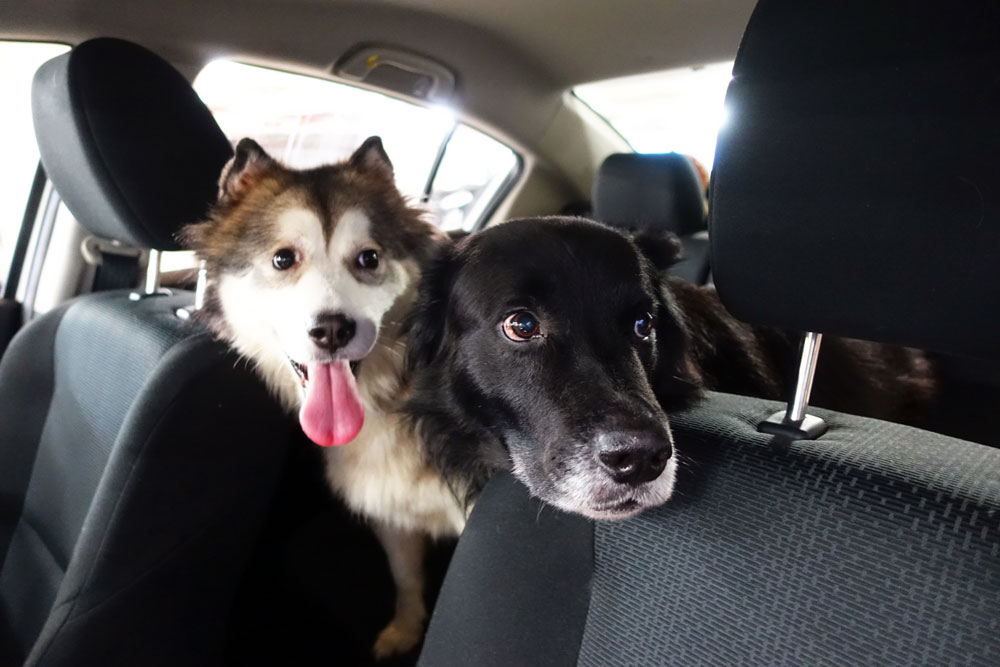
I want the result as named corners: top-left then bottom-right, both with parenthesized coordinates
top-left (419, 393), bottom-right (1000, 667)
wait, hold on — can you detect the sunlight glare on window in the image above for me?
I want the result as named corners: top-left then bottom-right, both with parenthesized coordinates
top-left (427, 125), bottom-right (517, 231)
top-left (0, 41), bottom-right (70, 286)
top-left (574, 62), bottom-right (734, 170)
top-left (193, 60), bottom-right (518, 231)
top-left (194, 60), bottom-right (455, 197)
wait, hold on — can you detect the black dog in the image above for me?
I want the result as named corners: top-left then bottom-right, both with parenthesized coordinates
top-left (405, 216), bottom-right (935, 519)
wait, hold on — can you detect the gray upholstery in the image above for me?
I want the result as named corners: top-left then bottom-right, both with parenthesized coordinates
top-left (0, 38), bottom-right (291, 665)
top-left (580, 393), bottom-right (1000, 666)
top-left (419, 393), bottom-right (1000, 667)
top-left (417, 473), bottom-right (593, 667)
top-left (0, 292), bottom-right (292, 665)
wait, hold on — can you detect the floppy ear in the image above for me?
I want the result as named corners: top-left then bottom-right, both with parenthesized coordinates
top-left (218, 138), bottom-right (277, 203)
top-left (633, 230), bottom-right (683, 271)
top-left (349, 136), bottom-right (394, 180)
top-left (651, 301), bottom-right (705, 410)
top-left (404, 243), bottom-right (459, 373)
top-left (630, 230), bottom-right (703, 408)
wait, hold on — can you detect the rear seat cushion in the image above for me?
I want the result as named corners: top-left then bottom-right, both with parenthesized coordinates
top-left (418, 392), bottom-right (1000, 667)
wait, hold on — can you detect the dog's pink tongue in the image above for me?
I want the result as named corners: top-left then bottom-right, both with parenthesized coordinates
top-left (299, 360), bottom-right (364, 447)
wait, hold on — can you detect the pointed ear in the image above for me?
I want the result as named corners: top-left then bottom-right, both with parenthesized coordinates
top-left (633, 230), bottom-right (683, 271)
top-left (349, 136), bottom-right (394, 180)
top-left (177, 219), bottom-right (208, 251)
top-left (218, 138), bottom-right (277, 203)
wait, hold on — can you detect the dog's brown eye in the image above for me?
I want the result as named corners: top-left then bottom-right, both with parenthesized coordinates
top-left (357, 249), bottom-right (379, 270)
top-left (272, 248), bottom-right (297, 271)
top-left (634, 312), bottom-right (654, 339)
top-left (502, 311), bottom-right (542, 341)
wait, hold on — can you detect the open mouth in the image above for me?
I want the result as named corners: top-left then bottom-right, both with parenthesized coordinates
top-left (588, 498), bottom-right (643, 517)
top-left (288, 357), bottom-right (360, 387)
top-left (290, 358), bottom-right (308, 385)
top-left (597, 498), bottom-right (641, 513)
top-left (288, 357), bottom-right (366, 447)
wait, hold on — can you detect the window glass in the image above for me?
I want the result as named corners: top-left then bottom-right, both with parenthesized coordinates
top-left (0, 41), bottom-right (69, 288)
top-left (574, 61), bottom-right (733, 171)
top-left (193, 60), bottom-right (519, 231)
top-left (427, 124), bottom-right (518, 232)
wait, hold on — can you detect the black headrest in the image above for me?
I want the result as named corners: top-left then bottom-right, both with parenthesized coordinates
top-left (710, 1), bottom-right (1000, 360)
top-left (31, 38), bottom-right (233, 250)
top-left (592, 153), bottom-right (707, 236)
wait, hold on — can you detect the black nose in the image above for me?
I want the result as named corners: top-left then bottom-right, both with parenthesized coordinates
top-left (597, 432), bottom-right (672, 486)
top-left (308, 313), bottom-right (356, 353)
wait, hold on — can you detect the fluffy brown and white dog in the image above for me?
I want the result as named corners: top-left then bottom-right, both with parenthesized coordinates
top-left (182, 137), bottom-right (465, 658)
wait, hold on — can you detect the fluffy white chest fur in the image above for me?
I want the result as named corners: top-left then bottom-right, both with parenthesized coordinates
top-left (248, 313), bottom-right (467, 539)
top-left (323, 407), bottom-right (467, 538)
top-left (321, 315), bottom-right (466, 538)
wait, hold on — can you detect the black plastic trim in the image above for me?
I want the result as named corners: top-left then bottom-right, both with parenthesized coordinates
top-left (20, 187), bottom-right (61, 320)
top-left (421, 122), bottom-right (458, 203)
top-left (3, 162), bottom-right (47, 299)
top-left (471, 151), bottom-right (524, 232)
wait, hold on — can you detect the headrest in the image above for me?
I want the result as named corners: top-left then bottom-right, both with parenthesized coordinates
top-left (592, 152), bottom-right (707, 236)
top-left (32, 38), bottom-right (233, 250)
top-left (710, 1), bottom-right (1000, 360)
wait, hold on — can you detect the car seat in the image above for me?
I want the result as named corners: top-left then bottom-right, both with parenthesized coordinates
top-left (0, 38), bottom-right (293, 666)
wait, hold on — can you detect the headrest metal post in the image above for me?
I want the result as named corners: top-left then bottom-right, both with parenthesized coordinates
top-left (194, 260), bottom-right (207, 310)
top-left (144, 248), bottom-right (162, 295)
top-left (758, 331), bottom-right (829, 440)
top-left (788, 331), bottom-right (822, 423)
top-left (175, 259), bottom-right (207, 320)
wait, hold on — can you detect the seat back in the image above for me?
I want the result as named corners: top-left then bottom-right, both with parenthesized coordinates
top-left (0, 296), bottom-right (291, 666)
top-left (0, 38), bottom-right (291, 666)
top-left (592, 152), bottom-right (710, 284)
top-left (421, 396), bottom-right (1000, 666)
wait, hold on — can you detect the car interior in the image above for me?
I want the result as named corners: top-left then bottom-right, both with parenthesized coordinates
top-left (1, 1), bottom-right (997, 666)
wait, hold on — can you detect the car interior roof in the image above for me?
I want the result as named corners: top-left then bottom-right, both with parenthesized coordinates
top-left (3, 0), bottom-right (756, 183)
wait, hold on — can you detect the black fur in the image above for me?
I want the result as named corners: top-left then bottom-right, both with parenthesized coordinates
top-left (405, 216), bottom-right (936, 509)
top-left (405, 217), bottom-right (686, 512)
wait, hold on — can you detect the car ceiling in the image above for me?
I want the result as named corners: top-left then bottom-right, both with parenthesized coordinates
top-left (379, 0), bottom-right (756, 86)
top-left (5, 0), bottom-right (756, 195)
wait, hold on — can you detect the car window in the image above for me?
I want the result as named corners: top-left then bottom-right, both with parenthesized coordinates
top-left (0, 41), bottom-right (69, 290)
top-left (193, 60), bottom-right (519, 231)
top-left (574, 61), bottom-right (733, 171)
top-left (427, 124), bottom-right (519, 231)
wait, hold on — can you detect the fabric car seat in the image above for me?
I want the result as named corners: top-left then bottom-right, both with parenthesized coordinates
top-left (417, 1), bottom-right (1000, 665)
top-left (0, 38), bottom-right (293, 666)
top-left (592, 152), bottom-right (710, 284)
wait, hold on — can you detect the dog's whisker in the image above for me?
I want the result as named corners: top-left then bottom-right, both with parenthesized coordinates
top-left (535, 501), bottom-right (548, 524)
top-left (373, 342), bottom-right (405, 359)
